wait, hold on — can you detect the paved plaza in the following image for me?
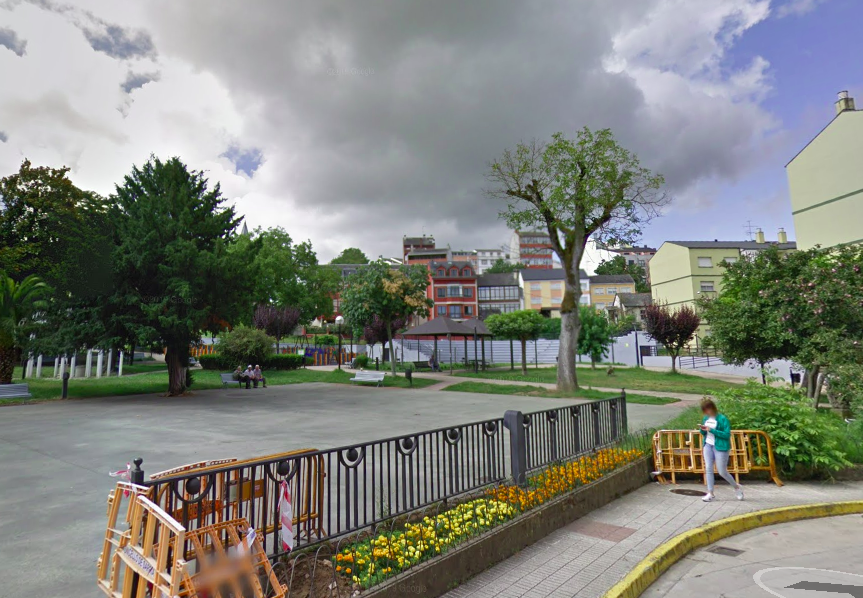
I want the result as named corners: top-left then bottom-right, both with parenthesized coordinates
top-left (0, 382), bottom-right (682, 598)
top-left (644, 514), bottom-right (863, 597)
top-left (444, 480), bottom-right (863, 598)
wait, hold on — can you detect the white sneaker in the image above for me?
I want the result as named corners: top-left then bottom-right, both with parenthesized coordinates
top-left (735, 486), bottom-right (744, 501)
top-left (702, 493), bottom-right (714, 502)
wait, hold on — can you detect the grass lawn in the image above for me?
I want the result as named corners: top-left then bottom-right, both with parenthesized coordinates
top-left (122, 362), bottom-right (169, 374)
top-left (454, 366), bottom-right (739, 395)
top-left (443, 381), bottom-right (680, 405)
top-left (2, 367), bottom-right (436, 404)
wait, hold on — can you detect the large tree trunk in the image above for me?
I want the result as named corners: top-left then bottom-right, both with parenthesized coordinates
top-left (165, 343), bottom-right (189, 396)
top-left (557, 243), bottom-right (583, 392)
top-left (670, 353), bottom-right (678, 373)
top-left (0, 346), bottom-right (15, 384)
top-left (520, 338), bottom-right (528, 376)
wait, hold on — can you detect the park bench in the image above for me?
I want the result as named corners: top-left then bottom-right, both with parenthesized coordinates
top-left (0, 383), bottom-right (31, 399)
top-left (220, 373), bottom-right (241, 387)
top-left (350, 371), bottom-right (386, 387)
top-left (412, 360), bottom-right (431, 371)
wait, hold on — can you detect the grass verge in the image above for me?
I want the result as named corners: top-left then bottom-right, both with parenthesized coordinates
top-left (443, 381), bottom-right (680, 405)
top-left (454, 366), bottom-right (738, 395)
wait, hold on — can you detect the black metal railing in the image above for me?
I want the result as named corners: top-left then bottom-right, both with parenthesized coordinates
top-left (136, 395), bottom-right (626, 560)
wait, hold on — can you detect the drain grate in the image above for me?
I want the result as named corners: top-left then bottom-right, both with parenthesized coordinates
top-left (707, 546), bottom-right (745, 557)
top-left (670, 488), bottom-right (706, 497)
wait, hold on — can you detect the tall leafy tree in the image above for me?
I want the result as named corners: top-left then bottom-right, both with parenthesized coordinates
top-left (577, 307), bottom-right (614, 369)
top-left (0, 274), bottom-right (51, 383)
top-left (111, 156), bottom-right (256, 395)
top-left (340, 260), bottom-right (431, 376)
top-left (488, 128), bottom-right (667, 390)
top-left (331, 247), bottom-right (370, 264)
top-left (642, 304), bottom-right (701, 373)
top-left (485, 309), bottom-right (545, 376)
top-left (594, 255), bottom-right (650, 293)
top-left (253, 304), bottom-right (301, 352)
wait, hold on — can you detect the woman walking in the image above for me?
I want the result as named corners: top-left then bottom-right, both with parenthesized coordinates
top-left (700, 398), bottom-right (744, 502)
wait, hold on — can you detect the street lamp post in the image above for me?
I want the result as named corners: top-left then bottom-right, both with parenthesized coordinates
top-left (335, 315), bottom-right (344, 369)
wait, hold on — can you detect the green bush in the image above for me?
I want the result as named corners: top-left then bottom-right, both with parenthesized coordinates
top-left (198, 353), bottom-right (232, 370)
top-left (355, 354), bottom-right (370, 369)
top-left (715, 382), bottom-right (851, 476)
top-left (218, 325), bottom-right (275, 366)
top-left (538, 317), bottom-right (561, 339)
top-left (264, 354), bottom-right (304, 370)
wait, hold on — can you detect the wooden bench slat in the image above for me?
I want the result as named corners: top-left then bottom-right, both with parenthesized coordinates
top-left (0, 384), bottom-right (31, 398)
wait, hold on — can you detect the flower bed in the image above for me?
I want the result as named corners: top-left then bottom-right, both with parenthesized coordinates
top-left (334, 446), bottom-right (645, 589)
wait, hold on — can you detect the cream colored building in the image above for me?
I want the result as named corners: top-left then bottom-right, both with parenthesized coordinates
top-left (650, 236), bottom-right (797, 312)
top-left (588, 275), bottom-right (635, 311)
top-left (519, 268), bottom-right (589, 317)
top-left (787, 91), bottom-right (863, 250)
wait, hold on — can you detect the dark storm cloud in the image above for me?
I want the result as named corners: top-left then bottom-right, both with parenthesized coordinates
top-left (83, 23), bottom-right (155, 59)
top-left (120, 70), bottom-right (160, 94)
top-left (147, 1), bottom-right (774, 255)
top-left (0, 27), bottom-right (27, 56)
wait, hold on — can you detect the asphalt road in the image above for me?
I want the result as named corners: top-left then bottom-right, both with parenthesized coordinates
top-left (0, 383), bottom-right (682, 598)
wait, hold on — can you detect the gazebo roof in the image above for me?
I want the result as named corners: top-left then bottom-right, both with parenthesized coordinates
top-left (402, 317), bottom-right (476, 337)
top-left (461, 318), bottom-right (492, 336)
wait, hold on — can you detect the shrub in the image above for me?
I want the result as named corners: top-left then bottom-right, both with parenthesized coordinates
top-left (714, 382), bottom-right (851, 476)
top-left (354, 354), bottom-right (370, 369)
top-left (198, 353), bottom-right (232, 370)
top-left (263, 354), bottom-right (304, 370)
top-left (218, 325), bottom-right (274, 366)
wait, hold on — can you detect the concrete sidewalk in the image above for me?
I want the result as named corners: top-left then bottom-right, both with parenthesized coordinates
top-left (443, 480), bottom-right (863, 598)
top-left (644, 514), bottom-right (863, 597)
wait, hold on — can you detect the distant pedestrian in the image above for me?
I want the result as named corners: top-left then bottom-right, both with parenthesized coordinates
top-left (699, 398), bottom-right (743, 502)
top-left (428, 353), bottom-right (440, 372)
top-left (253, 364), bottom-right (267, 388)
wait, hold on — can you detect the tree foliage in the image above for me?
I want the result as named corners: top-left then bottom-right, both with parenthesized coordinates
top-left (642, 304), bottom-right (700, 372)
top-left (594, 255), bottom-right (649, 293)
top-left (253, 304), bottom-right (301, 351)
top-left (0, 274), bottom-right (51, 383)
top-left (577, 307), bottom-right (614, 368)
top-left (111, 156), bottom-right (257, 395)
top-left (488, 128), bottom-right (667, 390)
top-left (331, 247), bottom-right (370, 264)
top-left (340, 260), bottom-right (431, 376)
top-left (485, 309), bottom-right (545, 375)
top-left (486, 258), bottom-right (524, 274)
top-left (217, 325), bottom-right (274, 368)
top-left (362, 314), bottom-right (409, 347)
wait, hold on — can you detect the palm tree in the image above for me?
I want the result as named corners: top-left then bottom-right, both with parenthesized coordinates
top-left (0, 274), bottom-right (51, 384)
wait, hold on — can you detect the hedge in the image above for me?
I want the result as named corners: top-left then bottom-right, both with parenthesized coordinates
top-left (198, 353), bottom-right (305, 371)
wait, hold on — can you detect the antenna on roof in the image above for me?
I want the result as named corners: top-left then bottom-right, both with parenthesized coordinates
top-left (743, 220), bottom-right (758, 241)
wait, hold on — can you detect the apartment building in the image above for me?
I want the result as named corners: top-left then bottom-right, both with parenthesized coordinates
top-left (428, 261), bottom-right (478, 321)
top-left (588, 275), bottom-right (636, 311)
top-left (609, 293), bottom-right (652, 328)
top-left (477, 272), bottom-right (521, 318)
top-left (609, 245), bottom-right (656, 268)
top-left (403, 235), bottom-right (436, 259)
top-left (519, 269), bottom-right (590, 317)
top-left (405, 247), bottom-right (451, 266)
top-left (787, 91), bottom-right (863, 250)
top-left (650, 234), bottom-right (797, 311)
top-left (475, 248), bottom-right (510, 274)
top-left (510, 230), bottom-right (554, 269)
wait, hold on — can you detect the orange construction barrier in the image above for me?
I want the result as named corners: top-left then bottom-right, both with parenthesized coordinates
top-left (652, 429), bottom-right (783, 486)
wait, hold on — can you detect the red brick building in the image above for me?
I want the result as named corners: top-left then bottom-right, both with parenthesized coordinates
top-left (427, 261), bottom-right (478, 321)
top-left (510, 230), bottom-right (554, 269)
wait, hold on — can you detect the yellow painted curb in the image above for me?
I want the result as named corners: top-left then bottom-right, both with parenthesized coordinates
top-left (602, 501), bottom-right (863, 598)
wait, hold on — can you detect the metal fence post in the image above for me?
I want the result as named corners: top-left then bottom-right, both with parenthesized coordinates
top-left (620, 390), bottom-right (628, 435)
top-left (504, 410), bottom-right (527, 486)
top-left (61, 371), bottom-right (70, 399)
top-left (130, 458), bottom-right (144, 485)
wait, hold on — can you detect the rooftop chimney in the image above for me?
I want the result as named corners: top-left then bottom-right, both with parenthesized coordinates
top-left (755, 228), bottom-right (765, 244)
top-left (836, 91), bottom-right (856, 115)
top-left (778, 228), bottom-right (787, 244)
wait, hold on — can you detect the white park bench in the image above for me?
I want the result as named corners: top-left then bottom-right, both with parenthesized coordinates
top-left (0, 384), bottom-right (31, 399)
top-left (350, 371), bottom-right (386, 387)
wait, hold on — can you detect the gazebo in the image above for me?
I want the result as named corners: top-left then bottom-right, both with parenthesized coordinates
top-left (401, 317), bottom-right (489, 373)
top-left (461, 318), bottom-right (493, 370)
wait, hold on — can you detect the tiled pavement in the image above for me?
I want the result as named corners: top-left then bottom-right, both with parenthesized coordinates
top-left (443, 479), bottom-right (863, 598)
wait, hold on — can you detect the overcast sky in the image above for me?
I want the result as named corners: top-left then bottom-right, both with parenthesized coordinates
top-left (1, 0), bottom-right (861, 265)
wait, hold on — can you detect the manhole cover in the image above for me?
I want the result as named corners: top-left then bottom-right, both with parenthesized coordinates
top-left (670, 488), bottom-right (706, 497)
top-left (707, 546), bottom-right (745, 557)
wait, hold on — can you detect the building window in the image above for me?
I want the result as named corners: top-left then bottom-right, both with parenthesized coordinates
top-left (449, 268), bottom-right (458, 276)
top-left (550, 282), bottom-right (562, 290)
top-left (436, 287), bottom-right (446, 298)
top-left (448, 285), bottom-right (460, 297)
top-left (620, 287), bottom-right (632, 293)
top-left (531, 283), bottom-right (541, 290)
top-left (531, 297), bottom-right (543, 304)
top-left (700, 281), bottom-right (715, 292)
top-left (697, 257), bottom-right (712, 268)
top-left (606, 286), bottom-right (616, 294)
top-left (463, 287), bottom-right (473, 298)
top-left (437, 305), bottom-right (446, 315)
top-left (580, 296), bottom-right (589, 304)
top-left (722, 256), bottom-right (738, 265)
top-left (595, 302), bottom-right (605, 309)
top-left (437, 268), bottom-right (445, 276)
top-left (465, 306), bottom-right (473, 316)
top-left (462, 268), bottom-right (472, 276)
top-left (593, 287), bottom-right (604, 295)
top-left (448, 305), bottom-right (462, 318)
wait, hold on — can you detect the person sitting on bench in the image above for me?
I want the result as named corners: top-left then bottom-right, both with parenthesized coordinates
top-left (428, 354), bottom-right (440, 372)
top-left (242, 365), bottom-right (254, 389)
top-left (253, 364), bottom-right (267, 388)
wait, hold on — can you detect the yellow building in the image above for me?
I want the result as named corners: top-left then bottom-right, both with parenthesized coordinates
top-left (588, 275), bottom-right (636, 311)
top-left (519, 268), bottom-right (589, 317)
top-left (650, 236), bottom-right (797, 310)
top-left (787, 91), bottom-right (863, 250)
